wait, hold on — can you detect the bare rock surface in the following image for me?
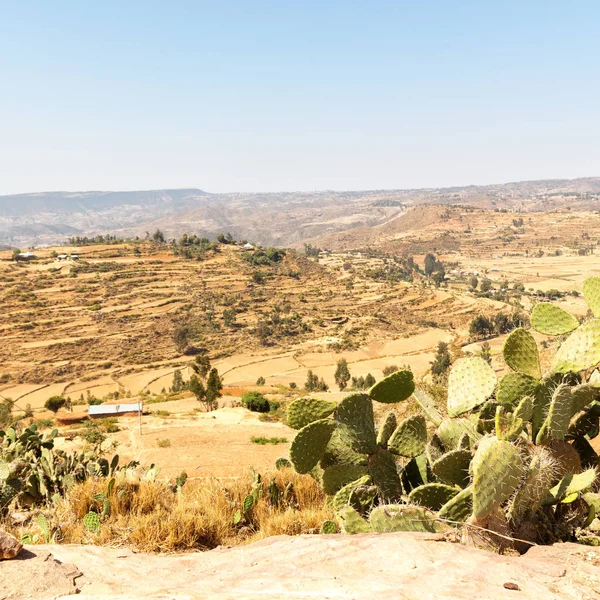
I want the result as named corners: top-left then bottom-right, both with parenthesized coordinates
top-left (0, 531), bottom-right (22, 560)
top-left (0, 548), bottom-right (82, 600)
top-left (8, 533), bottom-right (600, 600)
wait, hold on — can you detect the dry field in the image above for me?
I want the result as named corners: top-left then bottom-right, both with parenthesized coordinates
top-left (1, 207), bottom-right (598, 477)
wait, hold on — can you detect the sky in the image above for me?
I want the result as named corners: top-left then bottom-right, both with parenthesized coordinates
top-left (1, 1), bottom-right (599, 195)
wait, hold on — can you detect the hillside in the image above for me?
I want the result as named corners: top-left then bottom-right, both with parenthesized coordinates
top-left (3, 176), bottom-right (600, 248)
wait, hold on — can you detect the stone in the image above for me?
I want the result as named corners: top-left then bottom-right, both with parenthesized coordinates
top-left (0, 531), bottom-right (22, 560)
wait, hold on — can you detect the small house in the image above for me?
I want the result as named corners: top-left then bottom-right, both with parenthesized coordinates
top-left (88, 402), bottom-right (143, 418)
top-left (17, 251), bottom-right (36, 260)
top-left (242, 243), bottom-right (254, 251)
top-left (57, 254), bottom-right (68, 260)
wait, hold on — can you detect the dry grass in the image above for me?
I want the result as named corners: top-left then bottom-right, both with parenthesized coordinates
top-left (5, 468), bottom-right (332, 553)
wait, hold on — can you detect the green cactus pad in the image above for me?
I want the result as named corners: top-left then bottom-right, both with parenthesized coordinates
top-left (322, 464), bottom-right (369, 495)
top-left (447, 357), bottom-right (497, 417)
top-left (571, 384), bottom-right (598, 414)
top-left (531, 302), bottom-right (579, 336)
top-left (286, 397), bottom-right (337, 430)
top-left (437, 418), bottom-right (480, 451)
top-left (432, 449), bottom-right (472, 488)
top-left (497, 372), bottom-right (538, 408)
top-left (408, 483), bottom-right (460, 511)
top-left (337, 506), bottom-right (371, 534)
top-left (348, 484), bottom-right (378, 514)
top-left (367, 449), bottom-right (403, 500)
top-left (0, 460), bottom-right (10, 481)
top-left (544, 468), bottom-right (598, 504)
top-left (275, 457), bottom-right (292, 470)
top-left (369, 504), bottom-right (445, 533)
top-left (552, 319), bottom-right (600, 374)
top-left (321, 520), bottom-right (338, 534)
top-left (494, 405), bottom-right (524, 441)
top-left (503, 328), bottom-right (541, 379)
top-left (584, 277), bottom-right (600, 318)
top-left (425, 435), bottom-right (445, 464)
top-left (412, 388), bottom-right (443, 426)
top-left (438, 486), bottom-right (473, 523)
top-left (320, 428), bottom-right (368, 469)
top-left (368, 369), bottom-right (415, 404)
top-left (376, 411), bottom-right (397, 447)
top-left (471, 436), bottom-right (523, 519)
top-left (387, 415), bottom-right (427, 458)
top-left (514, 395), bottom-right (534, 423)
top-left (332, 475), bottom-right (371, 512)
top-left (334, 393), bottom-right (377, 454)
top-left (83, 511), bottom-right (101, 533)
top-left (290, 419), bottom-right (336, 474)
top-left (243, 494), bottom-right (255, 514)
top-left (536, 384), bottom-right (574, 444)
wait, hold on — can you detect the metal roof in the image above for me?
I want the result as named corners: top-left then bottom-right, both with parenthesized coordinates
top-left (88, 402), bottom-right (142, 416)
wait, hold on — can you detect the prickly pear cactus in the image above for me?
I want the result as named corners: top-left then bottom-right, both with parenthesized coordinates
top-left (583, 277), bottom-right (600, 318)
top-left (369, 370), bottom-right (415, 404)
top-left (447, 357), bottom-right (497, 417)
top-left (83, 511), bottom-right (101, 533)
top-left (286, 397), bottom-right (337, 430)
top-left (503, 328), bottom-right (541, 379)
top-left (552, 319), bottom-right (600, 374)
top-left (387, 415), bottom-right (427, 458)
top-left (531, 302), bottom-right (579, 336)
top-left (289, 419), bottom-right (336, 474)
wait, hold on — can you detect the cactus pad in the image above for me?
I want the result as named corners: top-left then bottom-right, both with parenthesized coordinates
top-left (334, 393), bottom-right (377, 454)
top-left (552, 319), bottom-right (600, 374)
top-left (544, 468), bottom-right (598, 504)
top-left (584, 276), bottom-right (600, 318)
top-left (496, 373), bottom-right (537, 407)
top-left (369, 504), bottom-right (445, 533)
top-left (286, 397), bottom-right (337, 430)
top-left (531, 302), bottom-right (579, 336)
top-left (447, 357), bottom-right (497, 417)
top-left (348, 484), bottom-right (378, 514)
top-left (321, 520), bottom-right (338, 534)
top-left (337, 506), bottom-right (371, 534)
top-left (570, 384), bottom-right (598, 414)
top-left (437, 418), bottom-right (480, 451)
top-left (322, 464), bottom-right (369, 495)
top-left (320, 428), bottom-right (368, 469)
top-left (83, 511), bottom-right (101, 533)
top-left (0, 460), bottom-right (10, 481)
top-left (408, 483), bottom-right (460, 511)
top-left (387, 415), bottom-right (427, 458)
top-left (368, 369), bottom-right (415, 404)
top-left (503, 328), bottom-right (541, 379)
top-left (376, 411), bottom-right (397, 447)
top-left (367, 449), bottom-right (403, 500)
top-left (514, 395), bottom-right (534, 422)
top-left (471, 436), bottom-right (523, 519)
top-left (432, 449), bottom-right (472, 488)
top-left (438, 486), bottom-right (473, 523)
top-left (290, 419), bottom-right (336, 474)
top-left (536, 384), bottom-right (574, 444)
top-left (494, 405), bottom-right (524, 441)
top-left (332, 475), bottom-right (371, 512)
top-left (401, 455), bottom-right (429, 492)
top-left (412, 389), bottom-right (443, 426)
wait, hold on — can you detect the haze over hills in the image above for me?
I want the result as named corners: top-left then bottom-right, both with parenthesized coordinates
top-left (2, 176), bottom-right (600, 248)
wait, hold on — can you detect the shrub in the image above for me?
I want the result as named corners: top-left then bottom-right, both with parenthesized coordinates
top-left (44, 396), bottom-right (66, 413)
top-left (157, 439), bottom-right (171, 448)
top-left (382, 365), bottom-right (399, 377)
top-left (256, 376), bottom-right (266, 386)
top-left (250, 436), bottom-right (288, 445)
top-left (242, 392), bottom-right (271, 413)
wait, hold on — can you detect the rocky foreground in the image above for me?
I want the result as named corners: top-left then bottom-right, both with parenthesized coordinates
top-left (2, 533), bottom-right (600, 599)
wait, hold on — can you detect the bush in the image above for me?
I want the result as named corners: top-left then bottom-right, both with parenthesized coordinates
top-left (44, 396), bottom-right (66, 413)
top-left (256, 376), bottom-right (266, 386)
top-left (242, 392), bottom-right (271, 413)
top-left (157, 439), bottom-right (171, 448)
top-left (382, 365), bottom-right (399, 377)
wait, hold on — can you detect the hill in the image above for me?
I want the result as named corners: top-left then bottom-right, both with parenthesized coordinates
top-left (2, 176), bottom-right (600, 248)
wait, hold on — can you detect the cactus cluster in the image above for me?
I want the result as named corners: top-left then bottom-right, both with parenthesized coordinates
top-left (0, 423), bottom-right (126, 515)
top-left (287, 276), bottom-right (600, 549)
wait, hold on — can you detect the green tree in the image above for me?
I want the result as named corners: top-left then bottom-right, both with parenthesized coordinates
top-left (45, 395), bottom-right (66, 413)
top-left (205, 368), bottom-right (223, 411)
top-left (152, 229), bottom-right (165, 243)
top-left (334, 358), bottom-right (351, 391)
top-left (242, 391), bottom-right (270, 413)
top-left (480, 278), bottom-right (492, 292)
top-left (171, 370), bottom-right (184, 392)
top-left (256, 376), bottom-right (266, 386)
top-left (424, 253), bottom-right (437, 277)
top-left (305, 370), bottom-right (320, 392)
top-left (192, 353), bottom-right (211, 379)
top-left (430, 342), bottom-right (451, 379)
top-left (382, 365), bottom-right (399, 377)
top-left (468, 275), bottom-right (478, 289)
top-left (188, 375), bottom-right (208, 410)
top-left (469, 315), bottom-right (495, 338)
top-left (364, 373), bottom-right (376, 388)
top-left (11, 249), bottom-right (21, 261)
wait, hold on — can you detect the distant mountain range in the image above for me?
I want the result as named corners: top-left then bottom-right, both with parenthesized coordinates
top-left (1, 177), bottom-right (600, 248)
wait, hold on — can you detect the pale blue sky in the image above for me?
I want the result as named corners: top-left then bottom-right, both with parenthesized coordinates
top-left (1, 1), bottom-right (599, 194)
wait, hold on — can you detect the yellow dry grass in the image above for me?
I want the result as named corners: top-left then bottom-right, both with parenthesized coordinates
top-left (6, 469), bottom-right (333, 553)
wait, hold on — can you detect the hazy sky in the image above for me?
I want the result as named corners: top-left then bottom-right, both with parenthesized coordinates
top-left (1, 1), bottom-right (599, 195)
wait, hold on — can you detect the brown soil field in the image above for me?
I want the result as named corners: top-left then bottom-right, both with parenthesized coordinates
top-left (1, 209), bottom-right (596, 478)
